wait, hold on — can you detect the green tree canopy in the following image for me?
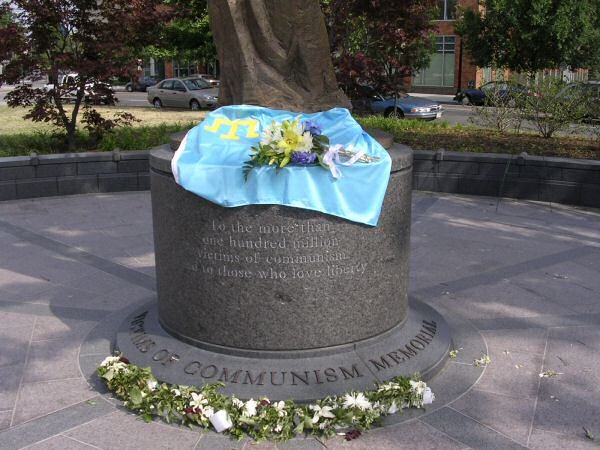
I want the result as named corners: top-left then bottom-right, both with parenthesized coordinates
top-left (146, 0), bottom-right (216, 67)
top-left (456, 0), bottom-right (600, 74)
top-left (1, 0), bottom-right (171, 150)
top-left (327, 0), bottom-right (439, 99)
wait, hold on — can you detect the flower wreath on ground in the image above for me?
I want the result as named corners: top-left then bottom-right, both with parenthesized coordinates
top-left (97, 354), bottom-right (435, 442)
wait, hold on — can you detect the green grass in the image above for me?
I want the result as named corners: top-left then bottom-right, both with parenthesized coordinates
top-left (0, 106), bottom-right (206, 135)
top-left (357, 116), bottom-right (600, 160)
top-left (0, 105), bottom-right (206, 156)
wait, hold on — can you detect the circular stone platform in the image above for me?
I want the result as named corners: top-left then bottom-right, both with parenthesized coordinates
top-left (116, 298), bottom-right (451, 402)
top-left (112, 129), bottom-right (453, 401)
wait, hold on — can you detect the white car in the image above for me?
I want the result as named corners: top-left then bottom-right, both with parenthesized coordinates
top-left (44, 73), bottom-right (113, 104)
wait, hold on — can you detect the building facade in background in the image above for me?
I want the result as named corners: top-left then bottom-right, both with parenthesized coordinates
top-left (143, 0), bottom-right (587, 93)
top-left (409, 0), bottom-right (587, 94)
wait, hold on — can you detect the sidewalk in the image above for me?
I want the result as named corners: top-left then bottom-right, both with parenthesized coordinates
top-left (0, 191), bottom-right (598, 449)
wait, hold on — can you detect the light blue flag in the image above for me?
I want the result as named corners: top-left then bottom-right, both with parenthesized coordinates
top-left (171, 105), bottom-right (391, 226)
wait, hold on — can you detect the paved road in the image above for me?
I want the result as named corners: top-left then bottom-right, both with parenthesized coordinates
top-left (0, 85), bottom-right (152, 108)
top-left (115, 91), bottom-right (152, 107)
top-left (0, 86), bottom-right (477, 123)
top-left (1, 86), bottom-right (597, 137)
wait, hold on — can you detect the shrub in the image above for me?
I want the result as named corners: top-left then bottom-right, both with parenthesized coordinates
top-left (470, 83), bottom-right (526, 133)
top-left (357, 116), bottom-right (599, 160)
top-left (0, 122), bottom-right (194, 156)
top-left (524, 79), bottom-right (588, 139)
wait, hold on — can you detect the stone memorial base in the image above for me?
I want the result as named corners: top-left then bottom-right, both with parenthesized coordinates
top-left (116, 298), bottom-right (450, 401)
top-left (112, 131), bottom-right (452, 402)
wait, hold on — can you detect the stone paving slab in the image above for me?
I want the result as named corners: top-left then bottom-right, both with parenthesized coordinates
top-left (23, 434), bottom-right (99, 449)
top-left (11, 378), bottom-right (96, 425)
top-left (63, 410), bottom-right (201, 449)
top-left (0, 191), bottom-right (598, 449)
top-left (450, 388), bottom-right (536, 444)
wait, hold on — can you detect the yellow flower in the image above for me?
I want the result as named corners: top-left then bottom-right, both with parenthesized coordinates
top-left (277, 118), bottom-right (303, 155)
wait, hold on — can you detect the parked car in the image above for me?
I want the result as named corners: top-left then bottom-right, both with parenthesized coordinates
top-left (43, 73), bottom-right (113, 104)
top-left (125, 76), bottom-right (159, 92)
top-left (147, 77), bottom-right (219, 109)
top-left (454, 81), bottom-right (529, 106)
top-left (197, 74), bottom-right (219, 86)
top-left (366, 91), bottom-right (443, 120)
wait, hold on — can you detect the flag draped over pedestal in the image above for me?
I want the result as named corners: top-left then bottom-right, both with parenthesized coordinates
top-left (172, 105), bottom-right (392, 226)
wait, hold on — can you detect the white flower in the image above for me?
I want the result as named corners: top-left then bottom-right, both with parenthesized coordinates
top-left (274, 424), bottom-right (283, 433)
top-left (243, 399), bottom-right (258, 417)
top-left (377, 381), bottom-right (400, 392)
top-left (423, 387), bottom-right (435, 405)
top-left (274, 401), bottom-right (287, 417)
top-left (299, 131), bottom-right (314, 151)
top-left (171, 388), bottom-right (181, 397)
top-left (111, 362), bottom-right (128, 372)
top-left (100, 356), bottom-right (120, 367)
top-left (232, 398), bottom-right (244, 409)
top-left (189, 392), bottom-right (208, 409)
top-left (410, 380), bottom-right (427, 396)
top-left (343, 393), bottom-right (372, 410)
top-left (147, 380), bottom-right (158, 391)
top-left (377, 383), bottom-right (393, 392)
top-left (387, 401), bottom-right (399, 414)
top-left (309, 404), bottom-right (335, 423)
top-left (202, 406), bottom-right (215, 418)
top-left (260, 121), bottom-right (280, 146)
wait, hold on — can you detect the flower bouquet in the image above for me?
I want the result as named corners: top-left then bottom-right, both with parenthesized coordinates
top-left (243, 117), bottom-right (379, 180)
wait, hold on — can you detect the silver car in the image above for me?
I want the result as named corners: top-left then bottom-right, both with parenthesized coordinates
top-left (147, 77), bottom-right (219, 110)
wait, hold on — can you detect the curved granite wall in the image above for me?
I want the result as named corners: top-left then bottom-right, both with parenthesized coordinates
top-left (1, 146), bottom-right (598, 209)
top-left (149, 140), bottom-right (413, 352)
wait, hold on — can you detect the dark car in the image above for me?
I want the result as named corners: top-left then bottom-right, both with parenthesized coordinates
top-left (455, 81), bottom-right (529, 106)
top-left (125, 76), bottom-right (159, 92)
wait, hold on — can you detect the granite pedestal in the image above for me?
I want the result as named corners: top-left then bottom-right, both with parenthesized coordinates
top-left (116, 131), bottom-right (452, 400)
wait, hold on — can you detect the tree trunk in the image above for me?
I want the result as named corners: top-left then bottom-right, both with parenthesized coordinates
top-left (207, 0), bottom-right (350, 112)
top-left (66, 122), bottom-right (77, 152)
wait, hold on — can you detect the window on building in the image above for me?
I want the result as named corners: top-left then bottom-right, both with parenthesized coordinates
top-left (413, 36), bottom-right (455, 87)
top-left (173, 60), bottom-right (198, 78)
top-left (438, 0), bottom-right (457, 20)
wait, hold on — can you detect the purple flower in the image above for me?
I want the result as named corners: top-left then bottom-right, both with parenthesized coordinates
top-left (303, 120), bottom-right (322, 136)
top-left (291, 151), bottom-right (318, 165)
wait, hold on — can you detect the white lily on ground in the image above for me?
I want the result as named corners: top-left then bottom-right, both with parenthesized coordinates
top-left (243, 399), bottom-right (258, 417)
top-left (100, 356), bottom-right (120, 367)
top-left (343, 392), bottom-right (372, 410)
top-left (309, 404), bottom-right (335, 423)
top-left (273, 401), bottom-right (287, 417)
top-left (189, 392), bottom-right (208, 409)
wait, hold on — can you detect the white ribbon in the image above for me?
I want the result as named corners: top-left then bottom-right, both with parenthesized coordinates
top-left (322, 144), bottom-right (366, 179)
